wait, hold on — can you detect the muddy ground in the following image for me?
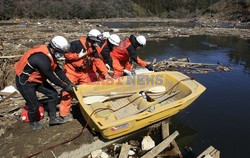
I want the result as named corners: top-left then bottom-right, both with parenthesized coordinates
top-left (0, 17), bottom-right (249, 89)
top-left (0, 17), bottom-right (249, 158)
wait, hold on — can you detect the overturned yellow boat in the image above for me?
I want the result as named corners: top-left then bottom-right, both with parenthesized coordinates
top-left (74, 71), bottom-right (206, 139)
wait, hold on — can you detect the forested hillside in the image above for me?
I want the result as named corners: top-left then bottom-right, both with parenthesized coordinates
top-left (0, 0), bottom-right (249, 21)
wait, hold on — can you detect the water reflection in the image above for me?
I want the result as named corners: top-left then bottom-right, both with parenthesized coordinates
top-left (139, 36), bottom-right (250, 73)
top-left (139, 35), bottom-right (250, 157)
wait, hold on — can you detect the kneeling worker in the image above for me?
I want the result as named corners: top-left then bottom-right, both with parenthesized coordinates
top-left (15, 36), bottom-right (75, 130)
top-left (59, 29), bottom-right (103, 121)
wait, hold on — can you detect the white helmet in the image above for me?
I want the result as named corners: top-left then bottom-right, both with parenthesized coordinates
top-left (102, 32), bottom-right (110, 39)
top-left (108, 34), bottom-right (120, 46)
top-left (136, 35), bottom-right (146, 46)
top-left (88, 29), bottom-right (101, 37)
top-left (50, 36), bottom-right (70, 52)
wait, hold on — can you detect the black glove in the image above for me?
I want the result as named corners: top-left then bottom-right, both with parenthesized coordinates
top-left (69, 83), bottom-right (77, 91)
top-left (146, 64), bottom-right (154, 71)
top-left (63, 83), bottom-right (76, 93)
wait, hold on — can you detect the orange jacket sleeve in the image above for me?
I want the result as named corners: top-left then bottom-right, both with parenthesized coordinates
top-left (64, 52), bottom-right (80, 61)
top-left (137, 56), bottom-right (147, 67)
top-left (64, 52), bottom-right (85, 68)
top-left (93, 58), bottom-right (108, 76)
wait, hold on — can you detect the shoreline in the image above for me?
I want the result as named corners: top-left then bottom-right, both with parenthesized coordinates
top-left (0, 17), bottom-right (249, 89)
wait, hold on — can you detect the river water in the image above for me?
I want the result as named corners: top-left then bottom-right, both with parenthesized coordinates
top-left (92, 21), bottom-right (250, 29)
top-left (139, 35), bottom-right (250, 157)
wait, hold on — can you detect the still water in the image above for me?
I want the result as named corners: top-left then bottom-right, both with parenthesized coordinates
top-left (92, 21), bottom-right (250, 29)
top-left (139, 35), bottom-right (250, 157)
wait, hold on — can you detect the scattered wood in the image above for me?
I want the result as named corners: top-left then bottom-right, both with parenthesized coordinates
top-left (197, 146), bottom-right (220, 158)
top-left (50, 150), bottom-right (57, 158)
top-left (152, 58), bottom-right (157, 65)
top-left (0, 91), bottom-right (22, 98)
top-left (197, 146), bottom-right (214, 158)
top-left (85, 121), bottom-right (219, 158)
top-left (0, 91), bottom-right (19, 104)
top-left (91, 149), bottom-right (102, 158)
top-left (0, 38), bottom-right (3, 50)
top-left (118, 143), bottom-right (131, 158)
top-left (166, 61), bottom-right (217, 66)
top-left (178, 34), bottom-right (190, 37)
top-left (161, 120), bottom-right (170, 139)
top-left (152, 57), bottom-right (230, 74)
top-left (7, 106), bottom-right (22, 113)
top-left (213, 150), bottom-right (220, 158)
top-left (0, 55), bottom-right (22, 59)
top-left (161, 120), bottom-right (183, 158)
top-left (141, 131), bottom-right (179, 158)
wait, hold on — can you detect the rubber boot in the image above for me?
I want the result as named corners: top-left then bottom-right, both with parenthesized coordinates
top-left (30, 121), bottom-right (43, 130)
top-left (49, 116), bottom-right (65, 126)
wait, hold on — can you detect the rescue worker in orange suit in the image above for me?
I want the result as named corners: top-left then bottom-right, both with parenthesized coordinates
top-left (59, 29), bottom-right (104, 121)
top-left (92, 34), bottom-right (121, 80)
top-left (111, 35), bottom-right (153, 77)
top-left (15, 36), bottom-right (75, 130)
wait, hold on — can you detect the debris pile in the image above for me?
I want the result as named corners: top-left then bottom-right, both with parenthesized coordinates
top-left (87, 120), bottom-right (220, 158)
top-left (152, 57), bottom-right (230, 74)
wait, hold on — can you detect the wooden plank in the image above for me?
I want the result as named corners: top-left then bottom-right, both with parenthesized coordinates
top-left (161, 121), bottom-right (170, 139)
top-left (161, 120), bottom-right (183, 158)
top-left (210, 149), bottom-right (217, 156)
top-left (118, 144), bottom-right (131, 158)
top-left (0, 91), bottom-right (19, 104)
top-left (141, 131), bottom-right (179, 158)
top-left (197, 146), bottom-right (215, 158)
top-left (0, 55), bottom-right (22, 59)
top-left (170, 141), bottom-right (183, 158)
top-left (213, 150), bottom-right (220, 158)
top-left (0, 91), bottom-right (21, 97)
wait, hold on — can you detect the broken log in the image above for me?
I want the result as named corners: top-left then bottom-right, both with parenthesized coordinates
top-left (141, 131), bottom-right (179, 158)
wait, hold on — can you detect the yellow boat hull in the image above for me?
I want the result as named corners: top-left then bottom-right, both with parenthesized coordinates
top-left (74, 71), bottom-right (206, 139)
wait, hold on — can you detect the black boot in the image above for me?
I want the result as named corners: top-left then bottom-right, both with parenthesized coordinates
top-left (30, 121), bottom-right (43, 130)
top-left (49, 117), bottom-right (65, 126)
top-left (61, 114), bottom-right (73, 123)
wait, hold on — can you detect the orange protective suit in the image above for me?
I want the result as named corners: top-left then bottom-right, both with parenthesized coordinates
top-left (111, 39), bottom-right (147, 78)
top-left (59, 37), bottom-right (96, 117)
top-left (91, 40), bottom-right (109, 80)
